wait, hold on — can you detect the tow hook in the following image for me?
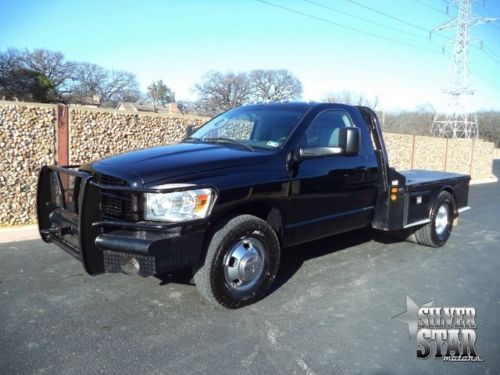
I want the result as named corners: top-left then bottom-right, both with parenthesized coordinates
top-left (41, 225), bottom-right (72, 239)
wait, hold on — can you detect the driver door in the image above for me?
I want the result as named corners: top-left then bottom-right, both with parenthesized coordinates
top-left (285, 109), bottom-right (376, 246)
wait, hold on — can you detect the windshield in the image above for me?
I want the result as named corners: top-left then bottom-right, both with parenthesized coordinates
top-left (189, 106), bottom-right (308, 150)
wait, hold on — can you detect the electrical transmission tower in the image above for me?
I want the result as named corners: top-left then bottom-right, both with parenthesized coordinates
top-left (430, 0), bottom-right (496, 139)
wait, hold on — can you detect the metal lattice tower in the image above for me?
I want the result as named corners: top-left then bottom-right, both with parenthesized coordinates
top-left (430, 0), bottom-right (495, 139)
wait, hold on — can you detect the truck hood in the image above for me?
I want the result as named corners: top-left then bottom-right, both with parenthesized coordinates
top-left (83, 142), bottom-right (272, 186)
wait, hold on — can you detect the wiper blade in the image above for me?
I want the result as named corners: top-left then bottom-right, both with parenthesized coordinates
top-left (182, 136), bottom-right (203, 143)
top-left (203, 137), bottom-right (255, 151)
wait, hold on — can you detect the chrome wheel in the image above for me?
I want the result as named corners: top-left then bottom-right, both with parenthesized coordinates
top-left (435, 204), bottom-right (449, 238)
top-left (224, 237), bottom-right (266, 292)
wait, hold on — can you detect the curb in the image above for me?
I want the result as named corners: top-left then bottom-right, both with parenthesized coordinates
top-left (469, 176), bottom-right (498, 185)
top-left (0, 225), bottom-right (39, 244)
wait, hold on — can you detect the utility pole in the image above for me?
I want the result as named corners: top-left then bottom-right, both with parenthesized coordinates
top-left (151, 81), bottom-right (156, 113)
top-left (430, 0), bottom-right (496, 139)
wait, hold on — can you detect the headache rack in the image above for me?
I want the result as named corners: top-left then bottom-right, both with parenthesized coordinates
top-left (37, 165), bottom-right (213, 275)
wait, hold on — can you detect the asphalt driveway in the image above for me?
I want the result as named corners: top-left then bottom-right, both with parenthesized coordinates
top-left (1, 162), bottom-right (499, 374)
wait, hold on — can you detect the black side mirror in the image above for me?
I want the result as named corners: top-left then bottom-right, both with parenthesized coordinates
top-left (185, 125), bottom-right (195, 137)
top-left (297, 127), bottom-right (361, 159)
top-left (298, 146), bottom-right (343, 159)
top-left (337, 127), bottom-right (360, 156)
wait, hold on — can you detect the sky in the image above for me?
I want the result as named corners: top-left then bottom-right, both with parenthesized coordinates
top-left (1, 0), bottom-right (499, 111)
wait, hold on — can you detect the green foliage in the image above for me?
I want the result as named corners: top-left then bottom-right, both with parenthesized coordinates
top-left (147, 80), bottom-right (175, 106)
top-left (0, 65), bottom-right (56, 102)
top-left (33, 72), bottom-right (56, 102)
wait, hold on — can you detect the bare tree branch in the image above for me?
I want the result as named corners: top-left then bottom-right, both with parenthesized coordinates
top-left (324, 90), bottom-right (379, 110)
top-left (195, 71), bottom-right (251, 114)
top-left (248, 69), bottom-right (303, 102)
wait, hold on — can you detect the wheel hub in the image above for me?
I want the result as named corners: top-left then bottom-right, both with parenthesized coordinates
top-left (224, 238), bottom-right (265, 291)
top-left (435, 204), bottom-right (449, 237)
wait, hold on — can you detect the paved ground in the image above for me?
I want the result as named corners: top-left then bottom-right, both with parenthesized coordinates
top-left (1, 162), bottom-right (499, 375)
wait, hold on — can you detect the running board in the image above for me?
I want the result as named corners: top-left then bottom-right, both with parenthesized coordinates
top-left (403, 219), bottom-right (431, 229)
top-left (403, 206), bottom-right (471, 229)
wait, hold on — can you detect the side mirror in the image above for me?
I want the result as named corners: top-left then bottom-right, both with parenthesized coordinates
top-left (297, 127), bottom-right (361, 159)
top-left (185, 125), bottom-right (195, 137)
top-left (338, 127), bottom-right (361, 156)
top-left (298, 146), bottom-right (343, 159)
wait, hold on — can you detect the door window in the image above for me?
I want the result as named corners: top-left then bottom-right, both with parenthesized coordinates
top-left (301, 110), bottom-right (355, 148)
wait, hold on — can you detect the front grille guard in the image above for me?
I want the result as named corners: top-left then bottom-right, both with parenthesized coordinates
top-left (37, 165), bottom-right (217, 275)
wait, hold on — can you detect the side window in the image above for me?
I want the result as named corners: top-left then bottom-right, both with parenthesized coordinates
top-left (301, 110), bottom-right (354, 148)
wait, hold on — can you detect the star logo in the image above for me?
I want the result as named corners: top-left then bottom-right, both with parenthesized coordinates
top-left (392, 296), bottom-right (433, 340)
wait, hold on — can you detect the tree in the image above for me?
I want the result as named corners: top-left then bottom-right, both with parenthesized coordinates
top-left (248, 69), bottom-right (302, 101)
top-left (147, 80), bottom-right (175, 106)
top-left (69, 63), bottom-right (107, 103)
top-left (19, 48), bottom-right (75, 90)
top-left (324, 90), bottom-right (379, 110)
top-left (0, 49), bottom-right (56, 102)
top-left (69, 63), bottom-right (140, 104)
top-left (1, 48), bottom-right (73, 102)
top-left (195, 71), bottom-right (251, 114)
top-left (0, 68), bottom-right (55, 102)
top-left (99, 70), bottom-right (140, 102)
top-left (0, 48), bottom-right (140, 104)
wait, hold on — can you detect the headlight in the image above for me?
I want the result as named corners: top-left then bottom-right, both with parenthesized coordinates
top-left (144, 188), bottom-right (216, 222)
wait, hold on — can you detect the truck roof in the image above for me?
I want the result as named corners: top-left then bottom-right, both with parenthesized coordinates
top-left (242, 102), bottom-right (355, 111)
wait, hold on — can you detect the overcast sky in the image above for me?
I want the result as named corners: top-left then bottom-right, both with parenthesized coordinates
top-left (1, 0), bottom-right (499, 111)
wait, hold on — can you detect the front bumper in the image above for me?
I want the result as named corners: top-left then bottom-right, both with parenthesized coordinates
top-left (37, 165), bottom-right (207, 277)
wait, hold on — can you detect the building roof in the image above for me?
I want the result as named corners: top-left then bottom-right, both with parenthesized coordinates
top-left (116, 101), bottom-right (182, 114)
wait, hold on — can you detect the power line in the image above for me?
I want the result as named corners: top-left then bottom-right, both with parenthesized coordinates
top-left (481, 3), bottom-right (500, 30)
top-left (413, 0), bottom-right (449, 15)
top-left (441, 48), bottom-right (500, 92)
top-left (484, 46), bottom-right (500, 61)
top-left (471, 69), bottom-right (500, 92)
top-left (448, 45), bottom-right (500, 92)
top-left (255, 0), bottom-right (441, 55)
top-left (302, 0), bottom-right (428, 41)
top-left (342, 0), bottom-right (447, 39)
top-left (257, 0), bottom-right (500, 95)
top-left (482, 46), bottom-right (500, 67)
top-left (430, 0), bottom-right (491, 139)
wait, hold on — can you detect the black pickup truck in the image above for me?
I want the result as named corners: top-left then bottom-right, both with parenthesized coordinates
top-left (37, 103), bottom-right (470, 308)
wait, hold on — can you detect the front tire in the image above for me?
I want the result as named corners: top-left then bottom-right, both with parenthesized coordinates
top-left (194, 214), bottom-right (281, 308)
top-left (414, 191), bottom-right (455, 247)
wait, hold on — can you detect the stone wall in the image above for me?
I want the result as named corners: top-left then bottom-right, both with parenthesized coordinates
top-left (0, 101), bottom-right (207, 226)
top-left (384, 134), bottom-right (494, 180)
top-left (69, 107), bottom-right (207, 164)
top-left (0, 101), bottom-right (56, 225)
top-left (383, 133), bottom-right (413, 171)
top-left (0, 100), bottom-right (496, 226)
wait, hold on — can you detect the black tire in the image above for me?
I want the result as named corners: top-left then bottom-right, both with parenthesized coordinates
top-left (193, 214), bottom-right (281, 308)
top-left (414, 191), bottom-right (455, 247)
